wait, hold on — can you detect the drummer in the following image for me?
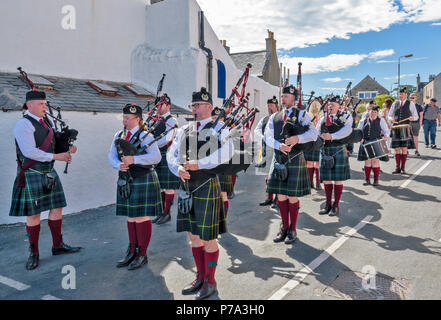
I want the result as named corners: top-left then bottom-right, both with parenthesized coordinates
top-left (388, 87), bottom-right (419, 174)
top-left (357, 105), bottom-right (390, 186)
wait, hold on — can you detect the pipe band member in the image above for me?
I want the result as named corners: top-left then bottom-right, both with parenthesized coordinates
top-left (317, 96), bottom-right (353, 217)
top-left (265, 85), bottom-right (318, 244)
top-left (167, 87), bottom-right (233, 300)
top-left (388, 87), bottom-right (419, 174)
top-left (108, 104), bottom-right (162, 270)
top-left (151, 94), bottom-right (180, 225)
top-left (10, 90), bottom-right (81, 270)
top-left (357, 105), bottom-right (390, 186)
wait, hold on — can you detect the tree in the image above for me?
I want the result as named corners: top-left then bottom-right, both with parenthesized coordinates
top-left (390, 84), bottom-right (416, 97)
top-left (374, 94), bottom-right (395, 109)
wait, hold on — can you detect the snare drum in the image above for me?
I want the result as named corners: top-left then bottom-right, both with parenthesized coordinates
top-left (391, 124), bottom-right (411, 141)
top-left (363, 139), bottom-right (390, 159)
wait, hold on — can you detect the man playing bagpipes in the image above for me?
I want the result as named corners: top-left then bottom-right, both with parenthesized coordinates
top-left (150, 94), bottom-right (180, 225)
top-left (264, 85), bottom-right (319, 244)
top-left (357, 105), bottom-right (390, 186)
top-left (167, 88), bottom-right (233, 300)
top-left (388, 87), bottom-right (419, 174)
top-left (108, 104), bottom-right (162, 270)
top-left (10, 90), bottom-right (81, 270)
top-left (255, 96), bottom-right (280, 206)
top-left (317, 96), bottom-right (353, 216)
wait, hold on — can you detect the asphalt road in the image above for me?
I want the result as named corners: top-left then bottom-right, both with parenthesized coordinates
top-left (1, 132), bottom-right (441, 300)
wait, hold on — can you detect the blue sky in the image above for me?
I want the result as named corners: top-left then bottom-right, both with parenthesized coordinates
top-left (198, 0), bottom-right (441, 97)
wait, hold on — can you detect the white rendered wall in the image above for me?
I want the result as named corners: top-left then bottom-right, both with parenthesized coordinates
top-left (0, 0), bottom-right (148, 82)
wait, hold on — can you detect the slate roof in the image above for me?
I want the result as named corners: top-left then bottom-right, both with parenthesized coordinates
top-left (0, 72), bottom-right (190, 115)
top-left (351, 75), bottom-right (389, 95)
top-left (230, 50), bottom-right (268, 77)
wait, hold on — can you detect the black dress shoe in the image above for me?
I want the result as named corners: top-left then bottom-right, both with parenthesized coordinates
top-left (117, 245), bottom-right (137, 268)
top-left (259, 198), bottom-right (273, 206)
top-left (156, 213), bottom-right (171, 225)
top-left (26, 252), bottom-right (39, 270)
top-left (182, 274), bottom-right (204, 295)
top-left (227, 191), bottom-right (235, 200)
top-left (52, 237), bottom-right (82, 256)
top-left (151, 214), bottom-right (163, 224)
top-left (363, 179), bottom-right (371, 186)
top-left (373, 178), bottom-right (379, 186)
top-left (128, 254), bottom-right (148, 270)
top-left (310, 182), bottom-right (315, 189)
top-left (329, 205), bottom-right (339, 216)
top-left (319, 204), bottom-right (332, 215)
top-left (273, 228), bottom-right (288, 243)
top-left (195, 278), bottom-right (217, 300)
top-left (284, 229), bottom-right (297, 244)
top-left (315, 183), bottom-right (322, 191)
top-left (392, 168), bottom-right (401, 174)
top-left (271, 201), bottom-right (279, 209)
top-left (401, 168), bottom-right (406, 174)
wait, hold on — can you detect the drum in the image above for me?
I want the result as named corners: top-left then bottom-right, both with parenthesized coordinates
top-left (391, 124), bottom-right (411, 141)
top-left (363, 139), bottom-right (389, 159)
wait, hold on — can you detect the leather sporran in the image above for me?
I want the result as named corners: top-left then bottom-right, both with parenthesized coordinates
top-left (321, 152), bottom-right (335, 169)
top-left (42, 171), bottom-right (57, 192)
top-left (272, 161), bottom-right (288, 181)
top-left (117, 172), bottom-right (132, 199)
top-left (178, 188), bottom-right (193, 214)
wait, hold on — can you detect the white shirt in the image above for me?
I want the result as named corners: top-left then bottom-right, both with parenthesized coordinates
top-left (264, 107), bottom-right (318, 150)
top-left (108, 125), bottom-right (161, 170)
top-left (14, 111), bottom-right (55, 163)
top-left (388, 100), bottom-right (419, 123)
top-left (316, 112), bottom-right (353, 140)
top-left (166, 117), bottom-right (234, 177)
top-left (156, 112), bottom-right (178, 149)
top-left (357, 117), bottom-right (390, 137)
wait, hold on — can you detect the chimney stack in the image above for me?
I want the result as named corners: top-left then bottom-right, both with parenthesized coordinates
top-left (220, 40), bottom-right (230, 54)
top-left (266, 30), bottom-right (276, 55)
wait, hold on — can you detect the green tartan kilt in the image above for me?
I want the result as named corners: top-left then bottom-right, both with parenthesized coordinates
top-left (319, 145), bottom-right (351, 182)
top-left (303, 149), bottom-right (321, 162)
top-left (390, 136), bottom-right (415, 149)
top-left (217, 174), bottom-right (234, 193)
top-left (9, 162), bottom-right (66, 217)
top-left (155, 152), bottom-right (181, 190)
top-left (266, 152), bottom-right (311, 197)
top-left (116, 170), bottom-right (162, 218)
top-left (176, 176), bottom-right (227, 241)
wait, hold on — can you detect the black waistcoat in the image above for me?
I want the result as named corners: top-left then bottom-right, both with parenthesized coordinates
top-left (320, 112), bottom-right (346, 147)
top-left (362, 117), bottom-right (382, 141)
top-left (152, 114), bottom-right (173, 151)
top-left (394, 100), bottom-right (411, 124)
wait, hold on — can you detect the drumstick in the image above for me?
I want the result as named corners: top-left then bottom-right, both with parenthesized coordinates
top-left (394, 117), bottom-right (412, 125)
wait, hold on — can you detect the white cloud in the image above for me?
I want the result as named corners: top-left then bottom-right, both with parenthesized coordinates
top-left (322, 77), bottom-right (354, 83)
top-left (320, 87), bottom-right (346, 91)
top-left (376, 57), bottom-right (428, 64)
top-left (368, 49), bottom-right (395, 60)
top-left (431, 22), bottom-right (441, 26)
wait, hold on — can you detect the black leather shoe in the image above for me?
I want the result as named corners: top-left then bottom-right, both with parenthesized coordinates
top-left (373, 178), bottom-right (379, 186)
top-left (392, 167), bottom-right (401, 174)
top-left (152, 213), bottom-right (165, 224)
top-left (271, 201), bottom-right (279, 210)
top-left (315, 183), bottom-right (322, 190)
top-left (363, 179), bottom-right (371, 186)
top-left (26, 251), bottom-right (39, 270)
top-left (52, 237), bottom-right (82, 256)
top-left (195, 278), bottom-right (217, 300)
top-left (284, 229), bottom-right (297, 244)
top-left (156, 213), bottom-right (171, 225)
top-left (319, 204), bottom-right (332, 215)
top-left (259, 198), bottom-right (273, 206)
top-left (273, 228), bottom-right (288, 243)
top-left (182, 275), bottom-right (204, 295)
top-left (401, 168), bottom-right (406, 174)
top-left (310, 182), bottom-right (315, 189)
top-left (329, 204), bottom-right (339, 216)
top-left (227, 191), bottom-right (235, 200)
top-left (117, 245), bottom-right (137, 268)
top-left (128, 254), bottom-right (148, 270)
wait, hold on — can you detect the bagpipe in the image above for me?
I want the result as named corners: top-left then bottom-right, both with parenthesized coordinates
top-left (18, 67), bottom-right (78, 174)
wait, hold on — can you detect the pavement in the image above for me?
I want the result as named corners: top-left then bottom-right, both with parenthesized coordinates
top-left (1, 133), bottom-right (441, 300)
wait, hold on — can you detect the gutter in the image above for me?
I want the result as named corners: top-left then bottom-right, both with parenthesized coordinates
top-left (198, 11), bottom-right (213, 94)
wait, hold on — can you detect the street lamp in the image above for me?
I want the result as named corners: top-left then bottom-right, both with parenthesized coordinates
top-left (398, 54), bottom-right (413, 93)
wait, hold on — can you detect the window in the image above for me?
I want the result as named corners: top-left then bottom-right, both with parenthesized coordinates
top-left (358, 91), bottom-right (378, 99)
top-left (359, 92), bottom-right (365, 99)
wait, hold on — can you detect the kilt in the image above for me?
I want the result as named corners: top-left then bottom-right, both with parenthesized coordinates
top-left (391, 125), bottom-right (415, 149)
top-left (176, 176), bottom-right (227, 241)
top-left (303, 149), bottom-right (321, 162)
top-left (319, 145), bottom-right (351, 182)
top-left (218, 174), bottom-right (234, 193)
top-left (9, 162), bottom-right (66, 217)
top-left (155, 152), bottom-right (181, 190)
top-left (266, 152), bottom-right (311, 197)
top-left (116, 170), bottom-right (162, 218)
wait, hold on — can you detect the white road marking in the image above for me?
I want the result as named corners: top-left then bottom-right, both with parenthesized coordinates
top-left (0, 275), bottom-right (30, 291)
top-left (399, 160), bottom-right (432, 189)
top-left (41, 294), bottom-right (62, 300)
top-left (268, 215), bottom-right (374, 300)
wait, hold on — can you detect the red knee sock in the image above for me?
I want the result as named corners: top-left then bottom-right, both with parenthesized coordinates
top-left (288, 201), bottom-right (300, 232)
top-left (48, 219), bottom-right (62, 248)
top-left (224, 200), bottom-right (229, 218)
top-left (164, 193), bottom-right (174, 215)
top-left (334, 185), bottom-right (344, 207)
top-left (373, 167), bottom-right (380, 179)
top-left (395, 154), bottom-right (401, 168)
top-left (400, 154), bottom-right (407, 169)
top-left (315, 168), bottom-right (320, 185)
top-left (204, 250), bottom-right (219, 284)
top-left (277, 199), bottom-right (290, 230)
top-left (364, 166), bottom-right (372, 179)
top-left (26, 224), bottom-right (40, 254)
top-left (232, 174), bottom-right (237, 186)
top-left (127, 221), bottom-right (137, 253)
top-left (324, 184), bottom-right (334, 206)
top-left (161, 191), bottom-right (166, 211)
top-left (192, 246), bottom-right (205, 281)
top-left (135, 221), bottom-right (152, 256)
top-left (307, 168), bottom-right (314, 185)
